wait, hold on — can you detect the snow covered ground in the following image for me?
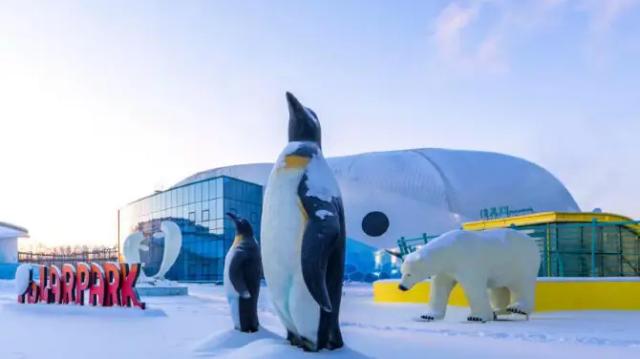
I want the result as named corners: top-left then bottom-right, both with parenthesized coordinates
top-left (1, 280), bottom-right (638, 358)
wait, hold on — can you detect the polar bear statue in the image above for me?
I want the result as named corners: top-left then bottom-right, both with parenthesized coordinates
top-left (398, 228), bottom-right (540, 322)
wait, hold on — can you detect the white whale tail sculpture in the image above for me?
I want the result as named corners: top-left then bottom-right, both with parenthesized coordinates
top-left (123, 231), bottom-right (144, 265)
top-left (122, 220), bottom-right (183, 280)
top-left (156, 221), bottom-right (182, 279)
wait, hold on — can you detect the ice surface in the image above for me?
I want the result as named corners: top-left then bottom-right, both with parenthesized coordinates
top-left (1, 280), bottom-right (638, 358)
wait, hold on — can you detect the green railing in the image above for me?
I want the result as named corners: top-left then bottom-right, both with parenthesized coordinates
top-left (397, 233), bottom-right (439, 256)
top-left (534, 220), bottom-right (640, 277)
top-left (395, 219), bottom-right (640, 277)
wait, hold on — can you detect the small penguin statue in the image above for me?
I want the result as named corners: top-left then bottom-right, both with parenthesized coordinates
top-left (224, 212), bottom-right (262, 333)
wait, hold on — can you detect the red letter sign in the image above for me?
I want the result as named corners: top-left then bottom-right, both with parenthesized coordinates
top-left (75, 262), bottom-right (91, 305)
top-left (62, 264), bottom-right (76, 304)
top-left (104, 262), bottom-right (121, 307)
top-left (18, 262), bottom-right (146, 310)
top-left (88, 263), bottom-right (106, 306)
top-left (120, 263), bottom-right (146, 310)
top-left (48, 265), bottom-right (63, 304)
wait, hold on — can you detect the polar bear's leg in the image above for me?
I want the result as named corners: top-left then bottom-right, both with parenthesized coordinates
top-left (458, 275), bottom-right (493, 322)
top-left (506, 278), bottom-right (536, 316)
top-left (422, 274), bottom-right (456, 321)
top-left (489, 287), bottom-right (510, 315)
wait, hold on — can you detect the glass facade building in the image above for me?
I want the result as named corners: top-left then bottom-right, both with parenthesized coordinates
top-left (514, 221), bottom-right (640, 277)
top-left (118, 176), bottom-right (262, 282)
top-left (461, 212), bottom-right (640, 277)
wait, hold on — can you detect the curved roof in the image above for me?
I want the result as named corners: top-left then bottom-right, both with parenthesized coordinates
top-left (173, 148), bottom-right (580, 248)
top-left (0, 221), bottom-right (29, 240)
top-left (175, 163), bottom-right (273, 188)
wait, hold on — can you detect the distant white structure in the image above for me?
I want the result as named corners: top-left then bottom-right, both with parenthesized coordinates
top-left (175, 148), bottom-right (580, 249)
top-left (123, 220), bottom-right (182, 280)
top-left (0, 222), bottom-right (29, 279)
top-left (0, 221), bottom-right (28, 264)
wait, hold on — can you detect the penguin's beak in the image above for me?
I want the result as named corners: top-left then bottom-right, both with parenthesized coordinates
top-left (226, 212), bottom-right (239, 224)
top-left (286, 92), bottom-right (303, 113)
top-left (286, 91), bottom-right (321, 147)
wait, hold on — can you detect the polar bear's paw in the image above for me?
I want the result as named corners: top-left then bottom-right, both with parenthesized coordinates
top-left (466, 316), bottom-right (488, 323)
top-left (419, 313), bottom-right (443, 322)
top-left (507, 306), bottom-right (531, 319)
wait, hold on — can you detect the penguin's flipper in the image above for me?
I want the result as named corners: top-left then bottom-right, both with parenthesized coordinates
top-left (229, 251), bottom-right (251, 299)
top-left (300, 206), bottom-right (340, 313)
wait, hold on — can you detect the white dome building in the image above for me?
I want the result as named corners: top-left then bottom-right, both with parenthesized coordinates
top-left (176, 148), bottom-right (579, 250)
top-left (121, 147), bottom-right (579, 282)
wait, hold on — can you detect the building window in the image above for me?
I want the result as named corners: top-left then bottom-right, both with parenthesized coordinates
top-left (188, 211), bottom-right (196, 222)
top-left (202, 209), bottom-right (210, 222)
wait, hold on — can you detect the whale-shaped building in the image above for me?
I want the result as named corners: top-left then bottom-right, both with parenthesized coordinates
top-left (120, 148), bottom-right (579, 282)
top-left (176, 148), bottom-right (579, 249)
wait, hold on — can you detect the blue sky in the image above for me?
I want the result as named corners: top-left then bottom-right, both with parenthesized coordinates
top-left (0, 0), bottom-right (638, 246)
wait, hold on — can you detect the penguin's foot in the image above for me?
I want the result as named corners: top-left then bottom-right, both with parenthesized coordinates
top-left (300, 337), bottom-right (319, 352)
top-left (287, 331), bottom-right (302, 347)
top-left (326, 329), bottom-right (344, 350)
top-left (326, 338), bottom-right (344, 350)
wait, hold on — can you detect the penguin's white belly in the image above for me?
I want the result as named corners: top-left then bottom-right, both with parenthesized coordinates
top-left (223, 248), bottom-right (240, 329)
top-left (261, 167), bottom-right (320, 340)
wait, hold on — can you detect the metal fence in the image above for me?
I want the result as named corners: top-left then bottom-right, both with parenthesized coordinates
top-left (517, 220), bottom-right (640, 277)
top-left (18, 248), bottom-right (119, 269)
top-left (396, 220), bottom-right (640, 277)
top-left (397, 233), bottom-right (438, 256)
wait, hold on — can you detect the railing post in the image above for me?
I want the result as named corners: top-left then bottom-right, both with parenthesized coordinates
top-left (591, 218), bottom-right (598, 277)
top-left (545, 223), bottom-right (551, 277)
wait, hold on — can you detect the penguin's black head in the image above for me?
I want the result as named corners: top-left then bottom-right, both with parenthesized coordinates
top-left (226, 212), bottom-right (254, 238)
top-left (287, 92), bottom-right (321, 148)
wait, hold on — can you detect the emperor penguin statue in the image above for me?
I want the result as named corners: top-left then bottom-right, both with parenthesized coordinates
top-left (261, 92), bottom-right (346, 352)
top-left (224, 212), bottom-right (262, 333)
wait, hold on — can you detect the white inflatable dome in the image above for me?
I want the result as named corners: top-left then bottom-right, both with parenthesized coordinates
top-left (175, 148), bottom-right (579, 249)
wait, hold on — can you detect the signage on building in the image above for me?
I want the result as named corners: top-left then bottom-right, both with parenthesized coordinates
top-left (480, 206), bottom-right (534, 220)
top-left (16, 262), bottom-right (146, 310)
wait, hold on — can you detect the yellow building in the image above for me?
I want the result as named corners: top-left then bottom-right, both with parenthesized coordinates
top-left (374, 212), bottom-right (640, 311)
top-left (463, 212), bottom-right (640, 277)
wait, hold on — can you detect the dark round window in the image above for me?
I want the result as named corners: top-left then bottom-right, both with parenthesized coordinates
top-left (362, 211), bottom-right (389, 237)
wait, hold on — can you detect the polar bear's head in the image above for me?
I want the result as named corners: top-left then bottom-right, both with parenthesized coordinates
top-left (398, 251), bottom-right (430, 291)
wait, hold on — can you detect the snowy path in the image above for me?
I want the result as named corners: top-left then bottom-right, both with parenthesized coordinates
top-left (0, 281), bottom-right (638, 358)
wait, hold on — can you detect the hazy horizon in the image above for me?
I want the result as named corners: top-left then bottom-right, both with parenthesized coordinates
top-left (1, 1), bottom-right (638, 248)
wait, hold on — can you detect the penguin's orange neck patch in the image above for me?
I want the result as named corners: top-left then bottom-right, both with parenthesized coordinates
top-left (232, 235), bottom-right (242, 247)
top-left (284, 155), bottom-right (310, 168)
